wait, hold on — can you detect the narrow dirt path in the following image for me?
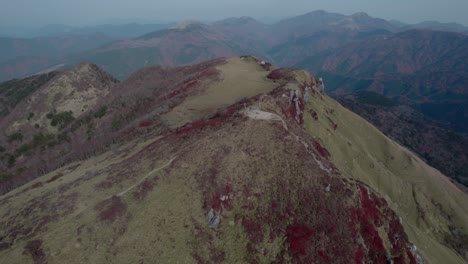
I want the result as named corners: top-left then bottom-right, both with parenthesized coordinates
top-left (117, 156), bottom-right (178, 197)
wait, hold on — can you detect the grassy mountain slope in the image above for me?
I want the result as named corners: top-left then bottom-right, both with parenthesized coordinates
top-left (336, 91), bottom-right (468, 187)
top-left (0, 63), bottom-right (118, 193)
top-left (303, 88), bottom-right (468, 262)
top-left (0, 57), bottom-right (467, 263)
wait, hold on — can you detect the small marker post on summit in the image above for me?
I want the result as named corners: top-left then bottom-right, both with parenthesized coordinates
top-left (318, 77), bottom-right (325, 94)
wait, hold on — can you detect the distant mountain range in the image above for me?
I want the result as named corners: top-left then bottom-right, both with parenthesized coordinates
top-left (0, 23), bottom-right (174, 39)
top-left (295, 29), bottom-right (468, 133)
top-left (0, 11), bottom-right (466, 157)
top-left (1, 11), bottom-right (467, 81)
top-left (0, 34), bottom-right (113, 63)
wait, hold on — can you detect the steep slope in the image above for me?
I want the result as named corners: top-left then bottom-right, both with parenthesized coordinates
top-left (303, 86), bottom-right (468, 263)
top-left (336, 91), bottom-right (468, 187)
top-left (0, 57), bottom-right (270, 194)
top-left (0, 57), bottom-right (467, 263)
top-left (0, 71), bottom-right (59, 118)
top-left (0, 63), bottom-right (118, 193)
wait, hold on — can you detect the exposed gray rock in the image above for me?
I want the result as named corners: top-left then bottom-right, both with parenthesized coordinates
top-left (304, 87), bottom-right (310, 102)
top-left (206, 208), bottom-right (220, 229)
top-left (289, 89), bottom-right (295, 105)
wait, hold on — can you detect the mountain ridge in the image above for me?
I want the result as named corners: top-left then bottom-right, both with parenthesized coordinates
top-left (0, 56), bottom-right (466, 263)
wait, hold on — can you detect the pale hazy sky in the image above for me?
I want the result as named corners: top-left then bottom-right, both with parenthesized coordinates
top-left (2, 0), bottom-right (468, 27)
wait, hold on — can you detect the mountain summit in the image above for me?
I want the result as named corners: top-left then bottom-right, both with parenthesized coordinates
top-left (0, 56), bottom-right (466, 263)
top-left (170, 20), bottom-right (204, 30)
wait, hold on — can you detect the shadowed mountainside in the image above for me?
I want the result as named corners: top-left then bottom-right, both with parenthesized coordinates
top-left (296, 30), bottom-right (468, 133)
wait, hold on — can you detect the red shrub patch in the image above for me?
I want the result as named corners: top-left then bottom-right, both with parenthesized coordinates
top-left (132, 179), bottom-right (155, 201)
top-left (313, 140), bottom-right (331, 160)
top-left (286, 224), bottom-right (314, 256)
top-left (354, 244), bottom-right (364, 264)
top-left (359, 217), bottom-right (385, 255)
top-left (359, 186), bottom-right (382, 227)
top-left (348, 208), bottom-right (358, 239)
top-left (354, 187), bottom-right (391, 263)
top-left (23, 240), bottom-right (46, 264)
top-left (267, 69), bottom-right (284, 80)
top-left (318, 250), bottom-right (331, 263)
top-left (242, 217), bottom-right (264, 243)
top-left (370, 192), bottom-right (387, 208)
top-left (138, 121), bottom-right (152, 128)
top-left (95, 196), bottom-right (127, 223)
top-left (406, 249), bottom-right (417, 264)
top-left (175, 118), bottom-right (225, 135)
top-left (173, 105), bottom-right (239, 136)
top-left (167, 79), bottom-right (198, 99)
top-left (198, 67), bottom-right (219, 79)
top-left (211, 194), bottom-right (223, 211)
top-left (387, 216), bottom-right (408, 256)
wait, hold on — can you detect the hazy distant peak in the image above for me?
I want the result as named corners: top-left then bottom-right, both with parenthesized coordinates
top-left (301, 9), bottom-right (344, 18)
top-left (75, 61), bottom-right (103, 72)
top-left (214, 16), bottom-right (260, 25)
top-left (307, 10), bottom-right (328, 15)
top-left (351, 12), bottom-right (371, 18)
top-left (171, 20), bottom-right (204, 30)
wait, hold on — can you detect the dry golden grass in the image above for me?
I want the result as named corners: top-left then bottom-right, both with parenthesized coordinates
top-left (1, 58), bottom-right (467, 264)
top-left (162, 57), bottom-right (277, 128)
top-left (303, 90), bottom-right (468, 264)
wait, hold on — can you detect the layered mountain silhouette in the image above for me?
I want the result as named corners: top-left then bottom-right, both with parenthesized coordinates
top-left (296, 29), bottom-right (468, 134)
top-left (0, 57), bottom-right (467, 263)
top-left (0, 9), bottom-right (468, 263)
top-left (0, 10), bottom-right (419, 81)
